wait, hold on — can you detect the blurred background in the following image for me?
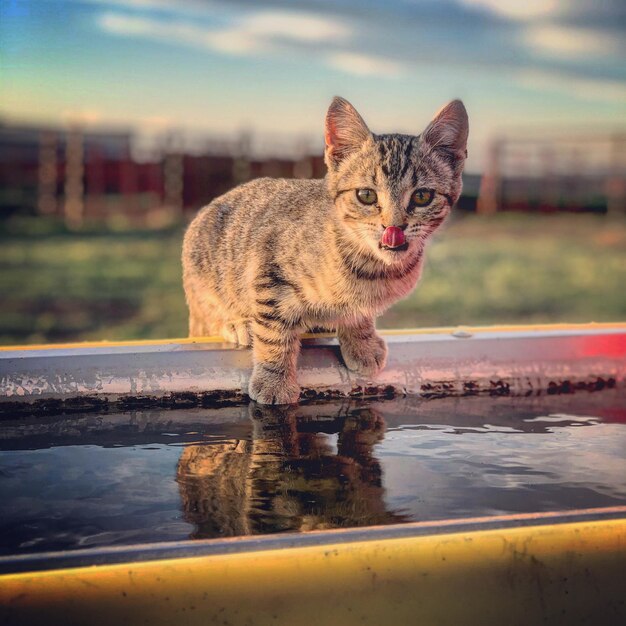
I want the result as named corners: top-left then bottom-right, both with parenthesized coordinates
top-left (1, 0), bottom-right (625, 345)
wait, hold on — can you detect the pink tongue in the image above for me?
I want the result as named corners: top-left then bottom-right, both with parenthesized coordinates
top-left (381, 226), bottom-right (406, 248)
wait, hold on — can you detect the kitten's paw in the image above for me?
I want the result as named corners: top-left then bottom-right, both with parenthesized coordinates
top-left (222, 319), bottom-right (252, 346)
top-left (248, 365), bottom-right (300, 405)
top-left (339, 332), bottom-right (388, 379)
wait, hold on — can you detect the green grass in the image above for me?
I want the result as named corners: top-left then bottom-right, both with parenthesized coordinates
top-left (1, 213), bottom-right (624, 345)
top-left (0, 222), bottom-right (187, 344)
top-left (382, 213), bottom-right (626, 328)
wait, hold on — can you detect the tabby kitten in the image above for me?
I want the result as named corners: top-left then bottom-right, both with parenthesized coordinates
top-left (182, 96), bottom-right (468, 404)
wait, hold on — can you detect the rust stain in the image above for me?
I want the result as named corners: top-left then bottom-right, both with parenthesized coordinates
top-left (547, 377), bottom-right (616, 395)
top-left (0, 375), bottom-right (619, 418)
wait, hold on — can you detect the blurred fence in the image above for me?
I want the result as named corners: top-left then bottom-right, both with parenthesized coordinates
top-left (1, 121), bottom-right (624, 227)
top-left (0, 122), bottom-right (328, 227)
top-left (478, 132), bottom-right (626, 215)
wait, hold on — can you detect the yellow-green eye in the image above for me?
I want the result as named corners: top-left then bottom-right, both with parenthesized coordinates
top-left (413, 188), bottom-right (434, 207)
top-left (356, 188), bottom-right (377, 205)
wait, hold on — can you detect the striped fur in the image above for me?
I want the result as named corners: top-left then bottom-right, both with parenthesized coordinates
top-left (182, 97), bottom-right (468, 404)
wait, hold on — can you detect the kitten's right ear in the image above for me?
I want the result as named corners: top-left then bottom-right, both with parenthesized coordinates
top-left (325, 96), bottom-right (372, 168)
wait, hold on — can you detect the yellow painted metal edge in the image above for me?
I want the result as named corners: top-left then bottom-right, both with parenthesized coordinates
top-left (1, 517), bottom-right (625, 625)
top-left (1, 321), bottom-right (625, 352)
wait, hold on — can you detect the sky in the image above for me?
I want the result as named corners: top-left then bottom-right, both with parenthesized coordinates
top-left (1, 0), bottom-right (625, 171)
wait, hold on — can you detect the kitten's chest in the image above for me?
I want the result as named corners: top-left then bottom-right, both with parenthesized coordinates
top-left (353, 271), bottom-right (420, 310)
top-left (306, 262), bottom-right (422, 322)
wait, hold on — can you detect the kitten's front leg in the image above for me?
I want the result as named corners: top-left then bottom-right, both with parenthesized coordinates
top-left (337, 318), bottom-right (387, 379)
top-left (249, 317), bottom-right (301, 405)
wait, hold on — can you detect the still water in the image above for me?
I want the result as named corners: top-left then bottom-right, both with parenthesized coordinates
top-left (1, 390), bottom-right (625, 555)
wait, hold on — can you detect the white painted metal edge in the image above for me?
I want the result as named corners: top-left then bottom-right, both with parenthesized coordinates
top-left (1, 327), bottom-right (625, 405)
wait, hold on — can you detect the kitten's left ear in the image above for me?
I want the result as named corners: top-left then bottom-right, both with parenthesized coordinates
top-left (325, 96), bottom-right (372, 168)
top-left (421, 99), bottom-right (469, 160)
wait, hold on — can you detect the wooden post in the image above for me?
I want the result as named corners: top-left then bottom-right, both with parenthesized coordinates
top-left (163, 153), bottom-right (183, 214)
top-left (477, 138), bottom-right (501, 214)
top-left (569, 145), bottom-right (585, 211)
top-left (607, 133), bottom-right (626, 215)
top-left (119, 156), bottom-right (138, 216)
top-left (63, 127), bottom-right (84, 228)
top-left (539, 143), bottom-right (559, 211)
top-left (163, 132), bottom-right (184, 215)
top-left (232, 130), bottom-right (252, 185)
top-left (37, 131), bottom-right (58, 215)
top-left (293, 138), bottom-right (313, 179)
top-left (85, 145), bottom-right (105, 218)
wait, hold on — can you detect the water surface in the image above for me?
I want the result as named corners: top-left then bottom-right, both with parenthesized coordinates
top-left (1, 390), bottom-right (625, 555)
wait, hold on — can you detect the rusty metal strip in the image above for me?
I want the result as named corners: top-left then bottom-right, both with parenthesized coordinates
top-left (1, 325), bottom-right (625, 415)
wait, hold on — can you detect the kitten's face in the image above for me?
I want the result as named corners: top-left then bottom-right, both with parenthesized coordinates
top-left (324, 97), bottom-right (468, 265)
top-left (331, 135), bottom-right (455, 263)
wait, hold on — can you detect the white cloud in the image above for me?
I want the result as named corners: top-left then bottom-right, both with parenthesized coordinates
top-left (517, 69), bottom-right (626, 104)
top-left (81, 0), bottom-right (210, 12)
top-left (98, 9), bottom-right (350, 57)
top-left (458, 0), bottom-right (559, 20)
top-left (99, 12), bottom-right (154, 36)
top-left (242, 12), bottom-right (350, 43)
top-left (326, 52), bottom-right (405, 78)
top-left (99, 12), bottom-right (267, 55)
top-left (98, 9), bottom-right (403, 79)
top-left (525, 24), bottom-right (620, 60)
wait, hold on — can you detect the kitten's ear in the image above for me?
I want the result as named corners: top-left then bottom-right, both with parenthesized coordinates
top-left (325, 96), bottom-right (372, 167)
top-left (421, 100), bottom-right (468, 159)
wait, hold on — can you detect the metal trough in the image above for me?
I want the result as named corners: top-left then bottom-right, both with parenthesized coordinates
top-left (1, 323), bottom-right (625, 625)
top-left (0, 508), bottom-right (625, 625)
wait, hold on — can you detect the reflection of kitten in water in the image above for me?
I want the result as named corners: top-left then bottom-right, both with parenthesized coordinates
top-left (176, 439), bottom-right (253, 538)
top-left (176, 404), bottom-right (405, 539)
